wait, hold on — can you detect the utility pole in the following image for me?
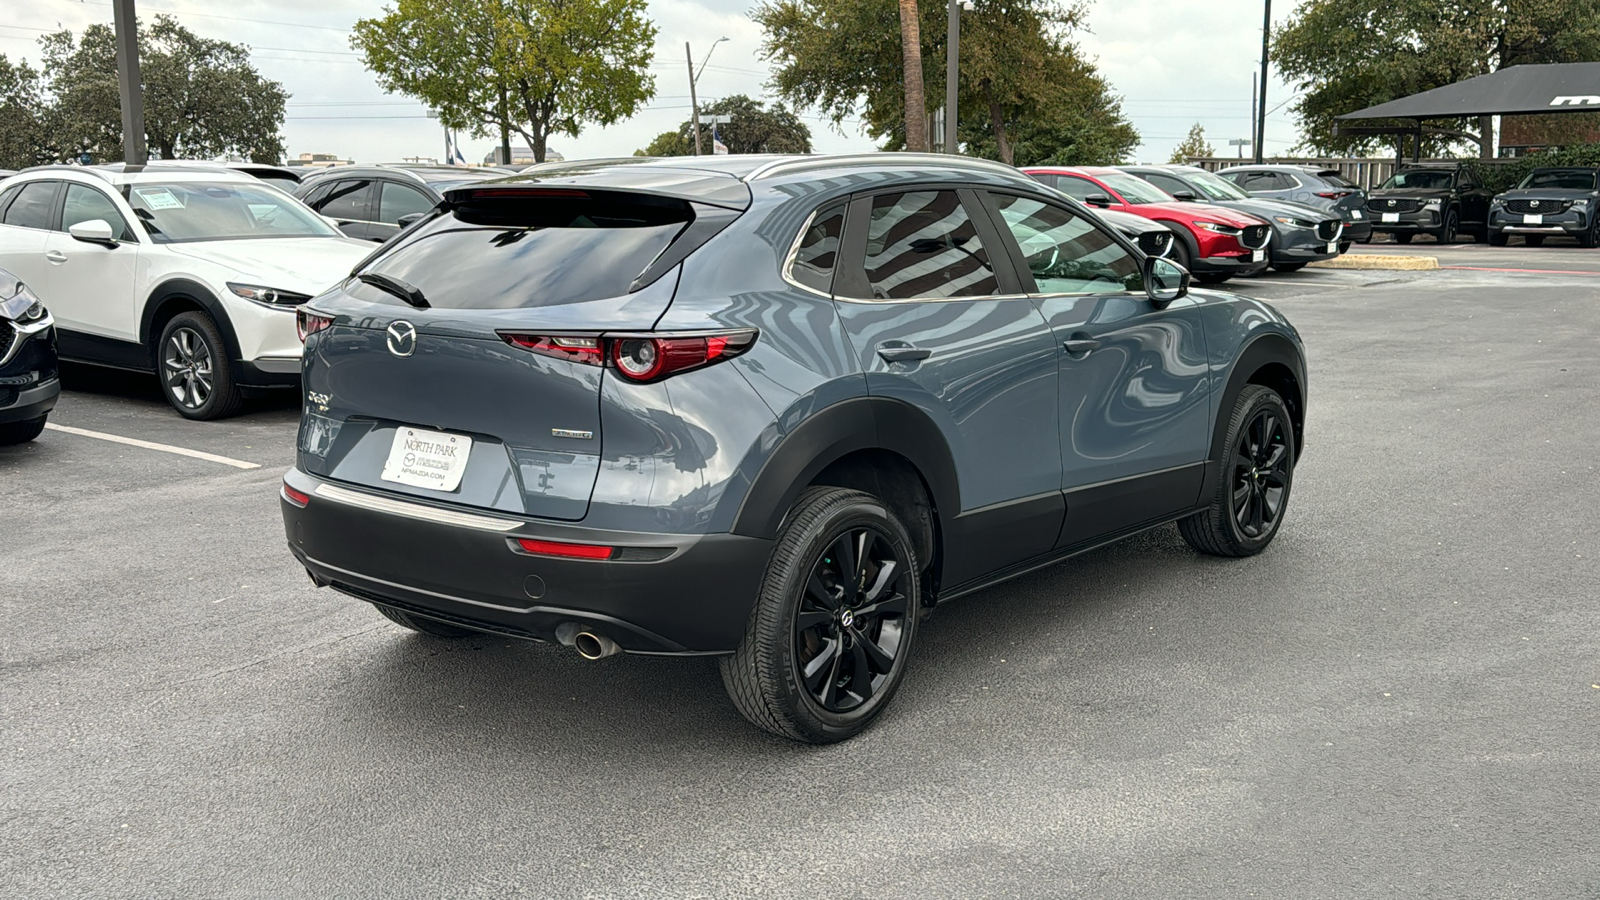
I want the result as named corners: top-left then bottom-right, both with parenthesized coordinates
top-left (1254, 0), bottom-right (1270, 164)
top-left (112, 0), bottom-right (147, 165)
top-left (944, 0), bottom-right (960, 154)
top-left (686, 43), bottom-right (702, 156)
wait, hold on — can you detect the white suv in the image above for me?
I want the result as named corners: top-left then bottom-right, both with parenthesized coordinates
top-left (0, 165), bottom-right (372, 419)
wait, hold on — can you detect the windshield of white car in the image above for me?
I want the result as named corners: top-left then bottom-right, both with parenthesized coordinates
top-left (1518, 170), bottom-right (1597, 191)
top-left (1097, 172), bottom-right (1173, 205)
top-left (1183, 169), bottom-right (1252, 201)
top-left (124, 181), bottom-right (340, 243)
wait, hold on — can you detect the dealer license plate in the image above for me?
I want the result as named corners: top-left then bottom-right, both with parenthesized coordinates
top-left (1327, 241), bottom-right (1338, 254)
top-left (381, 426), bottom-right (473, 492)
top-left (1251, 250), bottom-right (1265, 262)
top-left (1350, 210), bottom-right (1363, 219)
top-left (1523, 214), bottom-right (1542, 225)
top-left (1381, 212), bottom-right (1399, 223)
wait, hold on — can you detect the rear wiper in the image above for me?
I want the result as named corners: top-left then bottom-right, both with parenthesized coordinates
top-left (357, 272), bottom-right (429, 308)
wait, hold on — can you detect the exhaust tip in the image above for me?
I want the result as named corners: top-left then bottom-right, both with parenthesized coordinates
top-left (573, 631), bottom-right (620, 660)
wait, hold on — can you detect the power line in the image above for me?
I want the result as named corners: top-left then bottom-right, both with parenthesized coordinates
top-left (47, 0), bottom-right (352, 33)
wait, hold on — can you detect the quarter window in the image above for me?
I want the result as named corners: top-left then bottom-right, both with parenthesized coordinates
top-left (790, 201), bottom-right (845, 293)
top-left (62, 184), bottom-right (132, 241)
top-left (990, 193), bottom-right (1140, 295)
top-left (856, 191), bottom-right (998, 300)
top-left (2, 181), bottom-right (58, 230)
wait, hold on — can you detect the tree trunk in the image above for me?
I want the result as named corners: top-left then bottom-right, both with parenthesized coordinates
top-left (982, 80), bottom-right (1011, 166)
top-left (1478, 114), bottom-right (1494, 159)
top-left (897, 0), bottom-right (928, 152)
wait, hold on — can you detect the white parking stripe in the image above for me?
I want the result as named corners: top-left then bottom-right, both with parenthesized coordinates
top-left (43, 423), bottom-right (262, 470)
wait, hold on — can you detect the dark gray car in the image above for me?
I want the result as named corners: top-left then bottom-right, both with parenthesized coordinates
top-left (1488, 167), bottom-right (1600, 247)
top-left (1217, 164), bottom-right (1373, 243)
top-left (295, 165), bottom-right (501, 242)
top-left (279, 154), bottom-right (1307, 743)
top-left (1122, 165), bottom-right (1346, 272)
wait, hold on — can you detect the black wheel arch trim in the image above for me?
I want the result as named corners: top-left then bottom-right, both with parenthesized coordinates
top-left (140, 279), bottom-right (246, 381)
top-left (1204, 332), bottom-right (1306, 503)
top-left (730, 396), bottom-right (961, 541)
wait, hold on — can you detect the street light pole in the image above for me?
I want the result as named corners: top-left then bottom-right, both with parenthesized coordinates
top-left (686, 37), bottom-right (728, 157)
top-left (945, 0), bottom-right (959, 154)
top-left (1254, 0), bottom-right (1270, 164)
top-left (112, 0), bottom-right (147, 165)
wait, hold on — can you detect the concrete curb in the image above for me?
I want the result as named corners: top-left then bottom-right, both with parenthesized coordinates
top-left (1310, 254), bottom-right (1439, 271)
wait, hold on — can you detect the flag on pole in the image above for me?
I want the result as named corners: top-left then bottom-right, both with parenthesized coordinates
top-left (712, 123), bottom-right (729, 156)
top-left (446, 132), bottom-right (467, 166)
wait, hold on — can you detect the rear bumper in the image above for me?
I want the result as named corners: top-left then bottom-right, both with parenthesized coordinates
top-left (0, 376), bottom-right (59, 424)
top-left (280, 468), bottom-right (772, 654)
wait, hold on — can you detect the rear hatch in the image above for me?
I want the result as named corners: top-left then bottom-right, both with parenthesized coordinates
top-left (297, 183), bottom-right (744, 521)
top-left (1315, 170), bottom-right (1368, 218)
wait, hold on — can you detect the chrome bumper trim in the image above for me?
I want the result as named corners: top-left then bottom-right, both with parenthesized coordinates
top-left (313, 483), bottom-right (522, 532)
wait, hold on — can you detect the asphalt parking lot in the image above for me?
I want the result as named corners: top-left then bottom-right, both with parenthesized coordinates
top-left (4, 252), bottom-right (1598, 898)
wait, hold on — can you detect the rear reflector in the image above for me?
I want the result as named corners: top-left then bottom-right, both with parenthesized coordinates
top-left (281, 483), bottom-right (311, 507)
top-left (514, 538), bottom-right (616, 560)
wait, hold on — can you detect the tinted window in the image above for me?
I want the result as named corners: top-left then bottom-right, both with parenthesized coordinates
top-left (317, 180), bottom-right (376, 220)
top-left (1521, 170), bottom-right (1598, 190)
top-left (855, 191), bottom-right (998, 300)
top-left (378, 182), bottom-right (435, 224)
top-left (1143, 173), bottom-right (1191, 197)
top-left (790, 201), bottom-right (845, 293)
top-left (0, 186), bottom-right (20, 219)
top-left (361, 192), bottom-right (692, 309)
top-left (298, 182), bottom-right (334, 207)
top-left (1319, 171), bottom-right (1357, 188)
top-left (3, 181), bottom-right (57, 230)
top-left (62, 184), bottom-right (132, 241)
top-left (1028, 173), bottom-right (1058, 189)
top-left (1381, 170), bottom-right (1452, 190)
top-left (1055, 176), bottom-right (1098, 201)
top-left (253, 174), bottom-right (302, 192)
top-left (991, 193), bottom-right (1140, 294)
top-left (126, 181), bottom-right (340, 243)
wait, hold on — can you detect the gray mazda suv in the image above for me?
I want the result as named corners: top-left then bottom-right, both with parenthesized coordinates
top-left (280, 154), bottom-right (1307, 743)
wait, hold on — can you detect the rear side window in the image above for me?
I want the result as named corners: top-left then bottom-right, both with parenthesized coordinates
top-left (852, 190), bottom-right (998, 300)
top-left (318, 180), bottom-right (376, 221)
top-left (362, 191), bottom-right (693, 309)
top-left (789, 201), bottom-right (845, 293)
top-left (3, 181), bottom-right (58, 230)
top-left (1028, 173), bottom-right (1058, 189)
top-left (0, 186), bottom-right (20, 218)
top-left (378, 182), bottom-right (434, 224)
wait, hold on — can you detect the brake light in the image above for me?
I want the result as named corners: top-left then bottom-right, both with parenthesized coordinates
top-left (1316, 191), bottom-right (1353, 200)
top-left (281, 482), bottom-right (310, 507)
top-left (498, 330), bottom-right (757, 383)
top-left (297, 308), bottom-right (333, 342)
top-left (514, 538), bottom-right (615, 560)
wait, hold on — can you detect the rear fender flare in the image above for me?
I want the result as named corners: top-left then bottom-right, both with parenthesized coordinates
top-left (730, 396), bottom-right (960, 541)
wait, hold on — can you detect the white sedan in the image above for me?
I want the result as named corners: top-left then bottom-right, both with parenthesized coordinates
top-left (0, 166), bottom-right (373, 419)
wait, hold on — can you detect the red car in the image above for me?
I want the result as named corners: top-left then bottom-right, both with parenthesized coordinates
top-left (1024, 166), bottom-right (1272, 283)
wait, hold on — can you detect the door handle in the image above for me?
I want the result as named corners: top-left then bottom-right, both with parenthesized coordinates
top-left (877, 344), bottom-right (932, 363)
top-left (1063, 338), bottom-right (1101, 356)
top-left (45, 251), bottom-right (67, 264)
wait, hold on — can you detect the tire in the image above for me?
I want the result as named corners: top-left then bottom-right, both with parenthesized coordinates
top-left (1488, 229), bottom-right (1508, 247)
top-left (374, 603), bottom-right (476, 638)
top-left (158, 311), bottom-right (243, 420)
top-left (720, 487), bottom-right (921, 744)
top-left (1394, 233), bottom-right (1413, 244)
top-left (1437, 210), bottom-right (1458, 243)
top-left (1169, 232), bottom-right (1193, 271)
top-left (1337, 240), bottom-right (1352, 254)
top-left (1271, 263), bottom-right (1307, 273)
top-left (0, 416), bottom-right (47, 445)
top-left (1178, 384), bottom-right (1295, 558)
top-left (1580, 223), bottom-right (1600, 249)
top-left (1196, 273), bottom-right (1232, 284)
top-left (1525, 235), bottom-right (1545, 248)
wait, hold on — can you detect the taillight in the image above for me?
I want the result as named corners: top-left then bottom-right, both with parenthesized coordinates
top-left (498, 330), bottom-right (757, 383)
top-left (297, 308), bottom-right (333, 342)
top-left (1316, 191), bottom-right (1353, 200)
top-left (513, 538), bottom-right (615, 560)
top-left (281, 482), bottom-right (310, 507)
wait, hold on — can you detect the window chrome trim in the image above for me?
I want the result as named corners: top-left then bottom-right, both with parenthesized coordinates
top-left (312, 483), bottom-right (522, 532)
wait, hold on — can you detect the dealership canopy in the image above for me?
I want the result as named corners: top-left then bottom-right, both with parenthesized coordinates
top-left (1337, 63), bottom-right (1600, 121)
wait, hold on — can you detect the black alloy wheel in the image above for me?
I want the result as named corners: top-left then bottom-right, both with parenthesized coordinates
top-left (1438, 210), bottom-right (1458, 243)
top-left (1581, 220), bottom-right (1600, 249)
top-left (158, 311), bottom-right (242, 420)
top-left (721, 487), bottom-right (921, 743)
top-left (793, 526), bottom-right (912, 714)
top-left (1179, 384), bottom-right (1295, 557)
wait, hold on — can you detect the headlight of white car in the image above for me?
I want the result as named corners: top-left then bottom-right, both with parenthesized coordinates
top-left (228, 283), bottom-right (314, 309)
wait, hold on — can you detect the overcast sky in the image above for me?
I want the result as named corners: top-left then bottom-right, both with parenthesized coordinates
top-left (4, 0), bottom-right (1307, 165)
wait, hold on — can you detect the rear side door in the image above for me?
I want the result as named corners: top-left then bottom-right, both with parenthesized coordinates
top-left (309, 179), bottom-right (376, 241)
top-left (977, 189), bottom-right (1212, 549)
top-left (0, 180), bottom-right (60, 297)
top-left (831, 188), bottom-right (1063, 583)
top-left (42, 182), bottom-right (141, 341)
top-left (373, 180), bottom-right (436, 243)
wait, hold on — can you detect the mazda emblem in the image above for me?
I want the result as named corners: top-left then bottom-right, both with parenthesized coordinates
top-left (386, 320), bottom-right (417, 358)
top-left (1386, 199), bottom-right (1396, 208)
top-left (1530, 200), bottom-right (1540, 208)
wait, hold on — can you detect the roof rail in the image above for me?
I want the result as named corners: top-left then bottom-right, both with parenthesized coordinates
top-left (16, 164), bottom-right (119, 182)
top-left (744, 152), bottom-right (1021, 182)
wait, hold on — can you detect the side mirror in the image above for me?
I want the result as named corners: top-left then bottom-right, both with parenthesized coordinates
top-left (1085, 194), bottom-right (1113, 208)
top-left (1143, 255), bottom-right (1189, 308)
top-left (1171, 190), bottom-right (1197, 201)
top-left (68, 219), bottom-right (118, 247)
top-left (397, 212), bottom-right (426, 228)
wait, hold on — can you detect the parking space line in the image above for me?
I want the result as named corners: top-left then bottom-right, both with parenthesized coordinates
top-left (43, 423), bottom-right (262, 470)
top-left (1441, 265), bottom-right (1600, 276)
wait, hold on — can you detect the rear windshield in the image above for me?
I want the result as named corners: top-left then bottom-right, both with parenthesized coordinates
top-left (1519, 169), bottom-right (1597, 190)
top-left (361, 192), bottom-right (692, 309)
top-left (1318, 171), bottom-right (1357, 188)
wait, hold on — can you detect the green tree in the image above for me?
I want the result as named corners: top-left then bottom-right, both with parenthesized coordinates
top-left (1274, 0), bottom-right (1600, 158)
top-left (1168, 123), bottom-right (1213, 163)
top-left (753, 0), bottom-right (1136, 165)
top-left (40, 16), bottom-right (287, 163)
top-left (635, 94), bottom-right (812, 156)
top-left (353, 0), bottom-right (656, 164)
top-left (0, 56), bottom-right (53, 169)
